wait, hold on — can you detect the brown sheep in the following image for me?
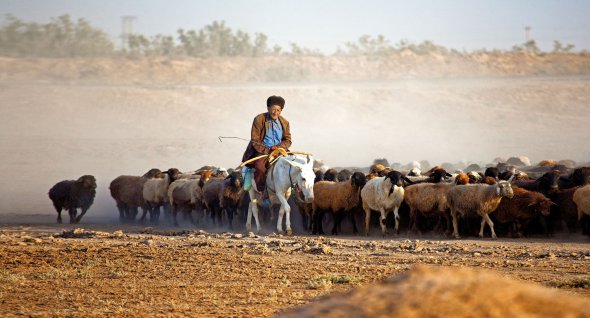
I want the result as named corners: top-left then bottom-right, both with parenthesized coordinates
top-left (201, 177), bottom-right (225, 227)
top-left (312, 172), bottom-right (367, 235)
top-left (219, 172), bottom-right (244, 229)
top-left (48, 175), bottom-right (97, 224)
top-left (110, 169), bottom-right (161, 223)
top-left (454, 173), bottom-right (470, 185)
top-left (493, 186), bottom-right (554, 237)
top-left (403, 182), bottom-right (455, 235)
top-left (538, 159), bottom-right (557, 167)
top-left (448, 181), bottom-right (514, 239)
top-left (548, 186), bottom-right (581, 233)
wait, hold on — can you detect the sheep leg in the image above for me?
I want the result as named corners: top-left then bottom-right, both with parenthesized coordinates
top-left (226, 207), bottom-right (234, 230)
top-left (312, 210), bottom-right (325, 235)
top-left (482, 214), bottom-right (497, 239)
top-left (129, 207), bottom-right (139, 223)
top-left (451, 208), bottom-right (461, 239)
top-left (349, 211), bottom-right (359, 235)
top-left (379, 208), bottom-right (388, 237)
top-left (116, 203), bottom-right (126, 223)
top-left (409, 208), bottom-right (418, 234)
top-left (393, 207), bottom-right (400, 235)
top-left (57, 209), bottom-right (63, 224)
top-left (68, 208), bottom-right (77, 224)
top-left (444, 212), bottom-right (452, 237)
top-left (186, 207), bottom-right (197, 227)
top-left (139, 206), bottom-right (150, 224)
top-left (363, 206), bottom-right (371, 236)
top-left (163, 204), bottom-right (172, 224)
top-left (75, 208), bottom-right (88, 223)
top-left (332, 211), bottom-right (345, 235)
top-left (152, 205), bottom-right (162, 225)
top-left (172, 205), bottom-right (179, 227)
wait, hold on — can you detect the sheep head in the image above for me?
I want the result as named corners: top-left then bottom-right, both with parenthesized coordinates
top-left (467, 171), bottom-right (482, 183)
top-left (350, 172), bottom-right (367, 189)
top-left (528, 198), bottom-right (554, 216)
top-left (431, 169), bottom-right (452, 183)
top-left (539, 170), bottom-right (561, 193)
top-left (496, 181), bottom-right (514, 198)
top-left (455, 173), bottom-right (470, 185)
top-left (76, 175), bottom-right (97, 190)
top-left (166, 168), bottom-right (181, 180)
top-left (143, 168), bottom-right (162, 178)
top-left (324, 169), bottom-right (338, 182)
top-left (408, 167), bottom-right (421, 176)
top-left (226, 171), bottom-right (242, 188)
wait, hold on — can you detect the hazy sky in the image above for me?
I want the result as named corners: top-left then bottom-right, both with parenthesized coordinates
top-left (1, 0), bottom-right (589, 52)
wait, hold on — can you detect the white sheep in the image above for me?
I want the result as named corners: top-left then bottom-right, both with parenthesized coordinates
top-left (142, 168), bottom-right (179, 224)
top-left (361, 171), bottom-right (411, 236)
top-left (448, 180), bottom-right (514, 239)
top-left (167, 170), bottom-right (212, 226)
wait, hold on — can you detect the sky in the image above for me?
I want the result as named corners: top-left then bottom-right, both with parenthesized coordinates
top-left (1, 0), bottom-right (589, 53)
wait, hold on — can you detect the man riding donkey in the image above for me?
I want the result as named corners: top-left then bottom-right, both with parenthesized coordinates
top-left (241, 95), bottom-right (292, 192)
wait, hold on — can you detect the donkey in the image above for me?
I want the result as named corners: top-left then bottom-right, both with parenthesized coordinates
top-left (245, 154), bottom-right (315, 234)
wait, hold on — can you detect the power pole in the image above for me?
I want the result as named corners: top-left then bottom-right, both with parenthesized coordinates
top-left (121, 16), bottom-right (136, 50)
top-left (524, 26), bottom-right (531, 43)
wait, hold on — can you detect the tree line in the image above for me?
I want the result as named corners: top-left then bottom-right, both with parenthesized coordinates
top-left (0, 14), bottom-right (581, 58)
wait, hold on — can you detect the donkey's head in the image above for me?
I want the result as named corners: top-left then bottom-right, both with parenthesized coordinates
top-left (287, 155), bottom-right (316, 203)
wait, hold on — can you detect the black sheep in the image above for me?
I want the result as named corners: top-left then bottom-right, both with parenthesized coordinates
top-left (48, 175), bottom-right (97, 224)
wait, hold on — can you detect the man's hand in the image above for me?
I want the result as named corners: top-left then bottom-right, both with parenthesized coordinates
top-left (271, 146), bottom-right (278, 151)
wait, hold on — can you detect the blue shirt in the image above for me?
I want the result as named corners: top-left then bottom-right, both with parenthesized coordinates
top-left (263, 118), bottom-right (283, 148)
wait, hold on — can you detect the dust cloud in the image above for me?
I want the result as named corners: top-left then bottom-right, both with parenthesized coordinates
top-left (1, 68), bottom-right (590, 221)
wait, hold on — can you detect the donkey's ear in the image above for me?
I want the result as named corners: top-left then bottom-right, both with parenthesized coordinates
top-left (286, 160), bottom-right (303, 170)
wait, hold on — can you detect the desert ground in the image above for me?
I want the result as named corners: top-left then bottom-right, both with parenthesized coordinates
top-left (0, 56), bottom-right (589, 316)
top-left (0, 224), bottom-right (589, 317)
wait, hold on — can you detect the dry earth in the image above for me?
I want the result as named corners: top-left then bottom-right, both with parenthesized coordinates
top-left (0, 57), bottom-right (589, 317)
top-left (0, 225), bottom-right (589, 317)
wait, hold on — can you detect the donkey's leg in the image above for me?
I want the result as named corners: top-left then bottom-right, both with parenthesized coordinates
top-left (276, 194), bottom-right (292, 235)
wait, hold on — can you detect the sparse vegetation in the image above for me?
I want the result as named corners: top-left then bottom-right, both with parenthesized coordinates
top-left (550, 277), bottom-right (590, 289)
top-left (0, 14), bottom-right (583, 58)
top-left (0, 269), bottom-right (25, 284)
top-left (307, 274), bottom-right (361, 290)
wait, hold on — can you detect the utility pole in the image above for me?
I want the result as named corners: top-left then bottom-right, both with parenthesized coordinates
top-left (524, 26), bottom-right (531, 43)
top-left (121, 16), bottom-right (136, 50)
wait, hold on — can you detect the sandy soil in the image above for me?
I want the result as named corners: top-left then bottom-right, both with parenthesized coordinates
top-left (0, 224), bottom-right (588, 317)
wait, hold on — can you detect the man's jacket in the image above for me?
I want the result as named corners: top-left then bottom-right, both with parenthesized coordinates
top-left (242, 113), bottom-right (291, 163)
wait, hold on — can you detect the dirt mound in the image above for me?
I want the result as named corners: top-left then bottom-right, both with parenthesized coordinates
top-left (2, 53), bottom-right (590, 84)
top-left (278, 265), bottom-right (589, 318)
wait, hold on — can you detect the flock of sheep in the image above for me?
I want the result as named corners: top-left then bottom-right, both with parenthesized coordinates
top-left (48, 155), bottom-right (590, 239)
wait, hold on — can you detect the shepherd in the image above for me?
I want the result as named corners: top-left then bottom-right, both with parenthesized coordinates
top-left (241, 95), bottom-right (292, 192)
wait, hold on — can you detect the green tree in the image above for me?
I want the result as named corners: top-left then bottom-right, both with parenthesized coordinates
top-left (552, 40), bottom-right (575, 53)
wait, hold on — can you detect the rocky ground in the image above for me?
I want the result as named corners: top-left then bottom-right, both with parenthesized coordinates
top-left (0, 224), bottom-right (588, 317)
